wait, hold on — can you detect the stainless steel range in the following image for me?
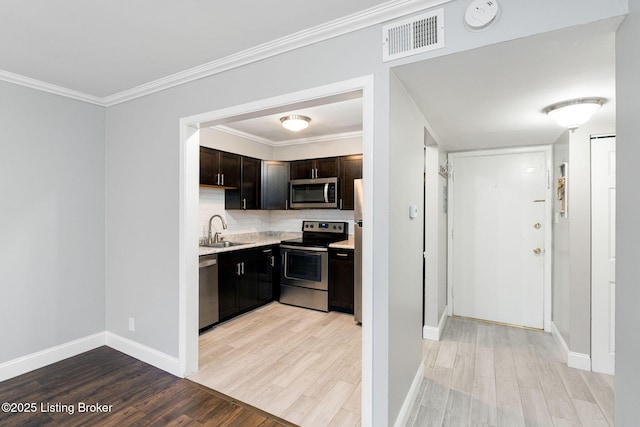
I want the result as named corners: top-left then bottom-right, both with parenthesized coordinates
top-left (280, 221), bottom-right (348, 311)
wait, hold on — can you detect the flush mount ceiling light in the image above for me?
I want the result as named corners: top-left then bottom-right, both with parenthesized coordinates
top-left (543, 98), bottom-right (606, 131)
top-left (280, 115), bottom-right (311, 132)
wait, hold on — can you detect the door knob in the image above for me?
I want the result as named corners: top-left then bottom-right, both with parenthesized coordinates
top-left (533, 248), bottom-right (542, 255)
top-left (534, 223), bottom-right (541, 229)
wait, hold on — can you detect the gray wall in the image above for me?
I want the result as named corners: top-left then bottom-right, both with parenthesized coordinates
top-left (388, 73), bottom-right (427, 422)
top-left (0, 81), bottom-right (105, 363)
top-left (552, 130), bottom-right (571, 344)
top-left (568, 119), bottom-right (615, 355)
top-left (615, 2), bottom-right (640, 424)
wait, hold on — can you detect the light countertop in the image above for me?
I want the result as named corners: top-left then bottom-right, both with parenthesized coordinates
top-left (199, 231), bottom-right (300, 256)
top-left (329, 235), bottom-right (355, 250)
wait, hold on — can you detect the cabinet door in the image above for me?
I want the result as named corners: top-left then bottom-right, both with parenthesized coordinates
top-left (218, 260), bottom-right (239, 320)
top-left (315, 157), bottom-right (340, 178)
top-left (219, 152), bottom-right (241, 188)
top-left (328, 249), bottom-right (355, 313)
top-left (200, 147), bottom-right (220, 186)
top-left (241, 156), bottom-right (261, 210)
top-left (257, 247), bottom-right (275, 303)
top-left (237, 256), bottom-right (259, 311)
top-left (339, 155), bottom-right (363, 210)
top-left (261, 161), bottom-right (290, 210)
top-left (290, 159), bottom-right (315, 180)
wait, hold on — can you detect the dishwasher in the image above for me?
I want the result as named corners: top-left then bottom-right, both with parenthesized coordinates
top-left (199, 254), bottom-right (219, 331)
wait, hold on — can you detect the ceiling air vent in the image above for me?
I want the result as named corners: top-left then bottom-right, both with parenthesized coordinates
top-left (382, 9), bottom-right (444, 62)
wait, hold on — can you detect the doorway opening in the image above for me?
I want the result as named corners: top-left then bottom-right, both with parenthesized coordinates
top-left (177, 76), bottom-right (375, 424)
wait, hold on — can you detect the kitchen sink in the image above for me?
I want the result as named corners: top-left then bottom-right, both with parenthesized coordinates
top-left (200, 241), bottom-right (253, 248)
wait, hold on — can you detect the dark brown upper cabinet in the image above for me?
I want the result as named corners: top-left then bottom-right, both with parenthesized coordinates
top-left (289, 157), bottom-right (339, 180)
top-left (225, 156), bottom-right (261, 210)
top-left (200, 146), bottom-right (241, 188)
top-left (339, 155), bottom-right (363, 210)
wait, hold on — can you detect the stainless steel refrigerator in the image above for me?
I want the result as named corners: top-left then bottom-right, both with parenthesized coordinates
top-left (354, 179), bottom-right (363, 323)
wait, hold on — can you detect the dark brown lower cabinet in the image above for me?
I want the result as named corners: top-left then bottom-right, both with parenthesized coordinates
top-left (328, 248), bottom-right (355, 313)
top-left (218, 246), bottom-right (278, 322)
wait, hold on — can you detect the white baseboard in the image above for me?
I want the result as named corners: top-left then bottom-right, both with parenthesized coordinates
top-left (0, 332), bottom-right (106, 382)
top-left (105, 332), bottom-right (182, 377)
top-left (550, 321), bottom-right (591, 371)
top-left (393, 360), bottom-right (425, 427)
top-left (423, 307), bottom-right (448, 341)
top-left (568, 352), bottom-right (591, 371)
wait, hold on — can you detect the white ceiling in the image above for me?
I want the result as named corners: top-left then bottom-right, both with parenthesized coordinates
top-left (393, 18), bottom-right (620, 152)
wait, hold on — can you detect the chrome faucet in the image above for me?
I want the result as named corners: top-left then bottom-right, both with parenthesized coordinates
top-left (208, 214), bottom-right (228, 244)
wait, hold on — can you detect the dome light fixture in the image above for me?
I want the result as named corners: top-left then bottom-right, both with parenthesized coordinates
top-left (280, 115), bottom-right (311, 132)
top-left (543, 98), bottom-right (606, 131)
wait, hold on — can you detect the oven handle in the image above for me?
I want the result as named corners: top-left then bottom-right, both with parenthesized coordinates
top-left (324, 183), bottom-right (329, 203)
top-left (280, 245), bottom-right (328, 252)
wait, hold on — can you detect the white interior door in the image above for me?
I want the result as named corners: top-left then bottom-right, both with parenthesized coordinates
top-left (450, 150), bottom-right (547, 329)
top-left (591, 136), bottom-right (616, 375)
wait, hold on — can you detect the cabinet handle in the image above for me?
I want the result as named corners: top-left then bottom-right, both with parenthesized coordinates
top-left (216, 173), bottom-right (220, 186)
top-left (263, 249), bottom-right (272, 253)
top-left (221, 173), bottom-right (224, 186)
top-left (243, 198), bottom-right (246, 210)
top-left (315, 168), bottom-right (319, 179)
top-left (340, 198), bottom-right (343, 210)
top-left (270, 256), bottom-right (275, 267)
top-left (236, 263), bottom-right (241, 276)
top-left (336, 253), bottom-right (349, 257)
top-left (285, 199), bottom-right (288, 210)
top-left (241, 262), bottom-right (245, 275)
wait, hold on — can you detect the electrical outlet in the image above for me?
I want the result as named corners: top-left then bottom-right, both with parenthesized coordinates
top-left (128, 317), bottom-right (135, 332)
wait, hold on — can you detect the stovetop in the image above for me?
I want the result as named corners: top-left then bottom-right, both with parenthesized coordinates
top-left (280, 221), bottom-right (348, 248)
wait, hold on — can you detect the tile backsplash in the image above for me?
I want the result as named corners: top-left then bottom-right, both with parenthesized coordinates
top-left (199, 187), bottom-right (354, 241)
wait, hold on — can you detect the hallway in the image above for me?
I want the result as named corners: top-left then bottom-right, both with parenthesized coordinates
top-left (408, 317), bottom-right (614, 426)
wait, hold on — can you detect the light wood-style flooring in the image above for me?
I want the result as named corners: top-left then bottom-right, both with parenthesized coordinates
top-left (407, 316), bottom-right (615, 427)
top-left (189, 302), bottom-right (362, 427)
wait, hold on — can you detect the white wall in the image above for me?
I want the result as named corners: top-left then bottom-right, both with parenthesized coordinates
top-left (0, 81), bottom-right (105, 364)
top-left (199, 187), bottom-right (354, 239)
top-left (200, 127), bottom-right (274, 160)
top-left (275, 136), bottom-right (362, 160)
top-left (103, 1), bottom-right (628, 425)
top-left (615, 3), bottom-right (640, 424)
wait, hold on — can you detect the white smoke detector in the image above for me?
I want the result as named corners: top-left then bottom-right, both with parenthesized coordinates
top-left (464, 0), bottom-right (499, 30)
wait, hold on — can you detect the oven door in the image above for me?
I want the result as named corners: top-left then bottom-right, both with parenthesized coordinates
top-left (280, 245), bottom-right (328, 290)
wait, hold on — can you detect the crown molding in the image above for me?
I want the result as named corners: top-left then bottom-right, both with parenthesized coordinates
top-left (102, 0), bottom-right (452, 106)
top-left (0, 69), bottom-right (105, 106)
top-left (1, 0), bottom-right (450, 107)
top-left (275, 130), bottom-right (363, 146)
top-left (215, 125), bottom-right (275, 146)
top-left (215, 125), bottom-right (362, 147)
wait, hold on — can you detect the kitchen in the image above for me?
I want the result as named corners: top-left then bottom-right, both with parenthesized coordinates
top-left (190, 94), bottom-right (364, 426)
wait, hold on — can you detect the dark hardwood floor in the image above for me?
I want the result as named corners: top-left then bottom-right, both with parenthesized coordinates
top-left (0, 346), bottom-right (296, 426)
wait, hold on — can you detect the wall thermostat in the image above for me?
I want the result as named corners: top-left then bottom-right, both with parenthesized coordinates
top-left (409, 205), bottom-right (419, 219)
top-left (464, 0), bottom-right (500, 30)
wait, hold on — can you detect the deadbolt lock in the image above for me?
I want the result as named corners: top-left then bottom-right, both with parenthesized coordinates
top-left (534, 223), bottom-right (541, 229)
top-left (533, 247), bottom-right (542, 255)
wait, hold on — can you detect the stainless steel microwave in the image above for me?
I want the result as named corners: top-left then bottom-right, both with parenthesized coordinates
top-left (289, 177), bottom-right (339, 209)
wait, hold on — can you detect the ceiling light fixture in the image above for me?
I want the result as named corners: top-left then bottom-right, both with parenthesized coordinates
top-left (543, 98), bottom-right (606, 131)
top-left (280, 115), bottom-right (311, 132)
